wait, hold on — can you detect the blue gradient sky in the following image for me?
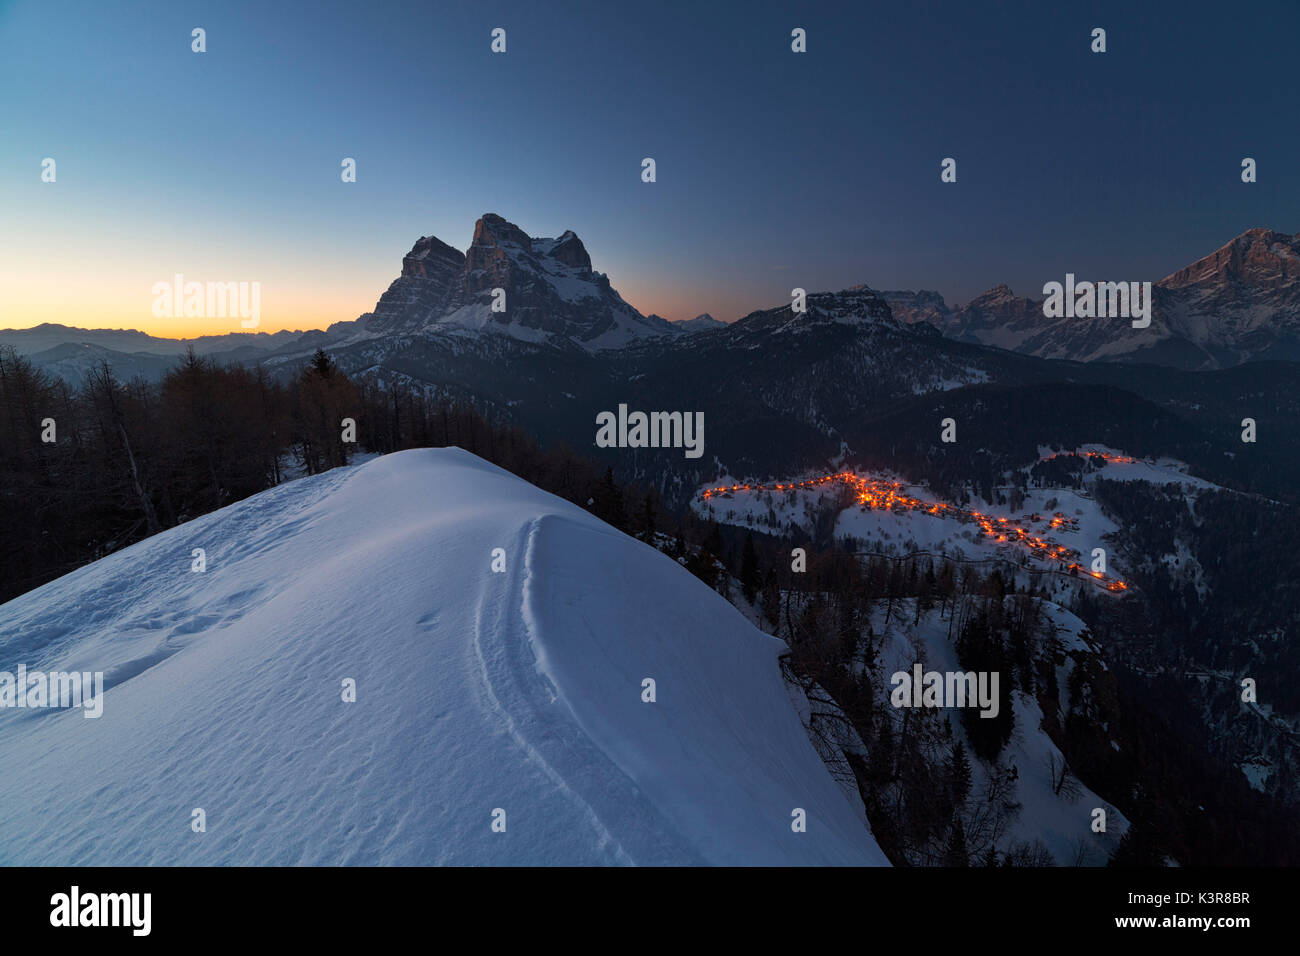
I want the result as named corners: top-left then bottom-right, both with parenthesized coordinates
top-left (1, 0), bottom-right (1296, 335)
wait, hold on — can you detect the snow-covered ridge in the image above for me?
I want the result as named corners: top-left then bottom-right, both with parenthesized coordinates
top-left (0, 448), bottom-right (886, 866)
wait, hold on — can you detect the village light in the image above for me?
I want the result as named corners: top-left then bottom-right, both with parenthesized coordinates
top-left (698, 468), bottom-right (1129, 593)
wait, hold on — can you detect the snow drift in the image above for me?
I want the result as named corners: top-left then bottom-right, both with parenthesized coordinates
top-left (0, 448), bottom-right (887, 865)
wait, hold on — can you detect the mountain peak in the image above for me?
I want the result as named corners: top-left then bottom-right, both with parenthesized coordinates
top-left (971, 283), bottom-right (1020, 304)
top-left (1239, 226), bottom-right (1291, 241)
top-left (468, 214), bottom-right (592, 271)
top-left (878, 290), bottom-right (951, 326)
top-left (672, 313), bottom-right (726, 333)
top-left (472, 213), bottom-right (532, 249)
top-left (1159, 227), bottom-right (1300, 290)
top-left (400, 235), bottom-right (465, 278)
top-left (365, 215), bottom-right (673, 349)
top-left (546, 229), bottom-right (592, 271)
top-left (730, 286), bottom-right (895, 337)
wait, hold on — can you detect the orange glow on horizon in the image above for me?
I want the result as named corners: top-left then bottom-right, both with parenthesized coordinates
top-left (0, 240), bottom-right (722, 338)
top-left (3, 284), bottom-right (725, 340)
top-left (2, 290), bottom-right (375, 340)
top-left (1, 248), bottom-right (385, 339)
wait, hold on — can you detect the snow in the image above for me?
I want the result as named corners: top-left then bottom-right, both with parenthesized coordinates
top-left (1240, 760), bottom-right (1272, 793)
top-left (432, 302), bottom-right (551, 344)
top-left (0, 448), bottom-right (886, 866)
top-left (1068, 446), bottom-right (1220, 492)
top-left (546, 270), bottom-right (600, 304)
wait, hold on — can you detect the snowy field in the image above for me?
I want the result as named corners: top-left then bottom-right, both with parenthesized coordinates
top-left (0, 449), bottom-right (888, 866)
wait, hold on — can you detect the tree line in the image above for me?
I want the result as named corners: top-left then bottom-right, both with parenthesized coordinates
top-left (0, 346), bottom-right (655, 605)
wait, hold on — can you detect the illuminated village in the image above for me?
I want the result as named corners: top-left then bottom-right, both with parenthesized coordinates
top-left (700, 456), bottom-right (1132, 593)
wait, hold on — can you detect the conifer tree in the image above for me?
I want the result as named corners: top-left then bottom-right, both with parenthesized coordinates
top-left (943, 818), bottom-right (969, 866)
top-left (740, 532), bottom-right (760, 603)
top-left (948, 740), bottom-right (972, 806)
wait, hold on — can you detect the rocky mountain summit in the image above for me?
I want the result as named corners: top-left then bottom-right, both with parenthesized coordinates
top-left (672, 313), bottom-right (727, 332)
top-left (362, 213), bottom-right (678, 349)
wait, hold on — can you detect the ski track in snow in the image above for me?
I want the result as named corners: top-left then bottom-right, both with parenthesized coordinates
top-left (468, 516), bottom-right (636, 865)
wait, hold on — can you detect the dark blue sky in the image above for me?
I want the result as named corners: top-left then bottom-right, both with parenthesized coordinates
top-left (2, 0), bottom-right (1295, 333)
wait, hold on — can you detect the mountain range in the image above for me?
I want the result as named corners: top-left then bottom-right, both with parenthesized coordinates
top-left (4, 216), bottom-right (1299, 506)
top-left (6, 219), bottom-right (1297, 376)
top-left (884, 229), bottom-right (1300, 369)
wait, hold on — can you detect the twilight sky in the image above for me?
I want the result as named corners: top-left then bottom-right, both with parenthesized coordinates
top-left (1, 0), bottom-right (1296, 337)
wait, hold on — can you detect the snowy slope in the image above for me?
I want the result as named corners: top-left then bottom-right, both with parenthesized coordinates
top-left (0, 449), bottom-right (886, 866)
